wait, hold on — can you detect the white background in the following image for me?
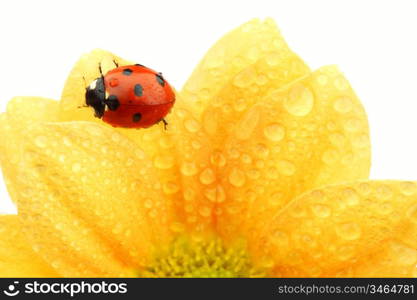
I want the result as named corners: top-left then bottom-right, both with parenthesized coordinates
top-left (1, 0), bottom-right (417, 213)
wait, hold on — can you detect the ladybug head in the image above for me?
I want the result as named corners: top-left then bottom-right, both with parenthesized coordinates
top-left (85, 77), bottom-right (106, 118)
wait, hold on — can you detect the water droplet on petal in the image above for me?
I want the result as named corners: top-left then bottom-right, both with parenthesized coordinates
top-left (199, 206), bottom-right (211, 217)
top-left (228, 168), bottom-right (246, 187)
top-left (233, 67), bottom-right (256, 88)
top-left (154, 155), bottom-right (174, 169)
top-left (342, 188), bottom-right (360, 206)
top-left (400, 182), bottom-right (417, 196)
top-left (163, 182), bottom-right (179, 194)
top-left (334, 97), bottom-right (353, 113)
top-left (200, 168), bottom-right (215, 185)
top-left (284, 84), bottom-right (314, 116)
top-left (311, 204), bottom-right (331, 218)
top-left (184, 119), bottom-right (201, 133)
top-left (376, 184), bottom-right (393, 200)
top-left (263, 123), bottom-right (285, 142)
top-left (407, 203), bottom-right (417, 224)
top-left (210, 151), bottom-right (226, 167)
top-left (277, 160), bottom-right (296, 176)
top-left (265, 52), bottom-right (280, 66)
top-left (180, 162), bottom-right (198, 176)
top-left (336, 223), bottom-right (361, 240)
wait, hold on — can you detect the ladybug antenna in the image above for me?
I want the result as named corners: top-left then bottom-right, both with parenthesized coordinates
top-left (112, 59), bottom-right (119, 67)
top-left (98, 62), bottom-right (104, 78)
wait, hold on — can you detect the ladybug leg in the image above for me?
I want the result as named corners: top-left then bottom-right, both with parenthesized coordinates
top-left (161, 118), bottom-right (168, 130)
top-left (112, 59), bottom-right (119, 67)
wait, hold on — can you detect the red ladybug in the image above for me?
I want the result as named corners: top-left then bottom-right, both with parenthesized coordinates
top-left (85, 61), bottom-right (175, 129)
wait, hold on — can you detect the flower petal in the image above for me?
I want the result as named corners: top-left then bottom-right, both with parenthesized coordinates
top-left (256, 180), bottom-right (417, 277)
top-left (217, 66), bottom-right (370, 240)
top-left (0, 215), bottom-right (58, 277)
top-left (181, 18), bottom-right (308, 116)
top-left (58, 49), bottom-right (180, 233)
top-left (167, 19), bottom-right (309, 236)
top-left (16, 121), bottom-right (174, 277)
top-left (0, 97), bottom-right (59, 203)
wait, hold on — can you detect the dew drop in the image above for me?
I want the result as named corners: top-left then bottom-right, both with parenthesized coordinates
top-left (180, 162), bottom-right (198, 176)
top-left (400, 181), bottom-right (417, 196)
top-left (344, 118), bottom-right (361, 132)
top-left (256, 74), bottom-right (268, 86)
top-left (311, 204), bottom-right (331, 218)
top-left (199, 206), bottom-right (212, 217)
top-left (233, 98), bottom-right (247, 112)
top-left (184, 119), bottom-right (201, 133)
top-left (277, 160), bottom-right (296, 176)
top-left (284, 84), bottom-right (314, 116)
top-left (191, 140), bottom-right (202, 149)
top-left (154, 155), bottom-right (174, 169)
top-left (199, 168), bottom-right (215, 185)
top-left (333, 97), bottom-right (353, 113)
top-left (241, 154), bottom-right (252, 164)
top-left (210, 151), bottom-right (226, 167)
top-left (376, 184), bottom-right (393, 200)
top-left (336, 223), bottom-right (361, 240)
top-left (204, 185), bottom-right (226, 203)
top-left (265, 52), bottom-right (280, 66)
top-left (228, 168), bottom-right (246, 187)
top-left (334, 76), bottom-right (350, 90)
top-left (342, 188), bottom-right (360, 206)
top-left (163, 182), bottom-right (179, 194)
top-left (159, 136), bottom-right (174, 149)
top-left (329, 133), bottom-right (345, 148)
top-left (407, 204), bottom-right (417, 224)
top-left (233, 67), bottom-right (256, 88)
top-left (263, 123), bottom-right (285, 142)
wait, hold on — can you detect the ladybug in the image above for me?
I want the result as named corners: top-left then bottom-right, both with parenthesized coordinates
top-left (85, 61), bottom-right (175, 129)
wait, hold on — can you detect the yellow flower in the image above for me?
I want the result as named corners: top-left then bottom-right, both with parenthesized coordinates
top-left (1, 18), bottom-right (417, 278)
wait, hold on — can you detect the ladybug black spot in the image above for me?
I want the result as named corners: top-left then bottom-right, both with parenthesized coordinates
top-left (134, 84), bottom-right (143, 97)
top-left (132, 113), bottom-right (142, 123)
top-left (156, 73), bottom-right (165, 86)
top-left (105, 95), bottom-right (120, 111)
top-left (122, 68), bottom-right (133, 76)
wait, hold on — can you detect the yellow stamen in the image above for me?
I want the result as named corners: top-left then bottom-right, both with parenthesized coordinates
top-left (141, 237), bottom-right (266, 278)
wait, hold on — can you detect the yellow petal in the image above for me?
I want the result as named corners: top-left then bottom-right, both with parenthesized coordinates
top-left (0, 97), bottom-right (59, 203)
top-left (59, 49), bottom-right (180, 232)
top-left (339, 240), bottom-right (417, 277)
top-left (0, 215), bottom-right (58, 277)
top-left (256, 180), bottom-right (417, 277)
top-left (181, 18), bottom-right (308, 116)
top-left (166, 19), bottom-right (309, 236)
top-left (16, 121), bottom-right (175, 277)
top-left (217, 66), bottom-right (370, 240)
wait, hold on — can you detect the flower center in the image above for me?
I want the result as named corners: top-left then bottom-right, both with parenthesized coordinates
top-left (141, 237), bottom-right (266, 278)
